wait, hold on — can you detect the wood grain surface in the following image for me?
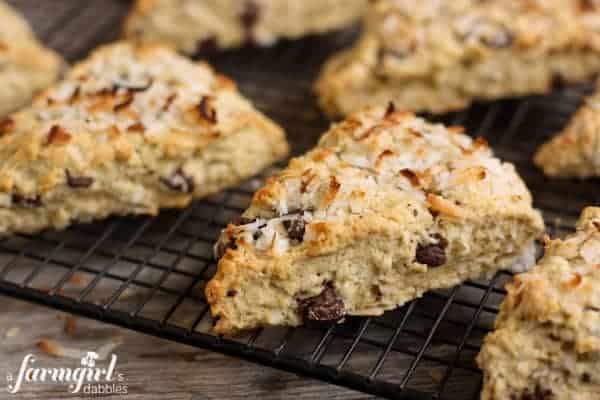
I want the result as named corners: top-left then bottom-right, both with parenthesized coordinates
top-left (0, 295), bottom-right (375, 399)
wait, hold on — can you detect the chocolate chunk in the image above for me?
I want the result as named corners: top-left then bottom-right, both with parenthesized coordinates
top-left (415, 241), bottom-right (447, 267)
top-left (112, 77), bottom-right (153, 92)
top-left (582, 372), bottom-right (592, 383)
top-left (196, 36), bottom-right (219, 54)
top-left (511, 386), bottom-right (554, 400)
top-left (283, 218), bottom-right (306, 242)
top-left (297, 283), bottom-right (345, 323)
top-left (160, 168), bottom-right (195, 193)
top-left (241, 1), bottom-right (260, 31)
top-left (226, 289), bottom-right (238, 297)
top-left (65, 169), bottom-right (94, 189)
top-left (198, 96), bottom-right (218, 124)
top-left (214, 237), bottom-right (238, 260)
top-left (12, 194), bottom-right (42, 208)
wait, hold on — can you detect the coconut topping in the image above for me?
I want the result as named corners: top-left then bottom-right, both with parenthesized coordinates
top-left (214, 106), bottom-right (534, 259)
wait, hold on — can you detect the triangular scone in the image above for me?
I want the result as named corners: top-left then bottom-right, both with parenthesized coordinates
top-left (124, 0), bottom-right (368, 54)
top-left (535, 94), bottom-right (600, 178)
top-left (315, 0), bottom-right (600, 117)
top-left (0, 42), bottom-right (288, 235)
top-left (0, 0), bottom-right (63, 117)
top-left (206, 106), bottom-right (544, 334)
top-left (478, 208), bottom-right (600, 400)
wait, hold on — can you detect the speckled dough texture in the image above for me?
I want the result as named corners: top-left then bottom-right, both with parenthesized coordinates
top-left (123, 0), bottom-right (368, 54)
top-left (316, 0), bottom-right (600, 117)
top-left (478, 207), bottom-right (600, 400)
top-left (205, 106), bottom-right (544, 335)
top-left (535, 89), bottom-right (600, 178)
top-left (0, 42), bottom-right (289, 236)
top-left (0, 0), bottom-right (63, 118)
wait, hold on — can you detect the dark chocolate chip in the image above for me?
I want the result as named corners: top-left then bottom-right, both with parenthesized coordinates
top-left (283, 218), bottom-right (306, 242)
top-left (415, 242), bottom-right (446, 267)
top-left (12, 194), bottom-right (42, 208)
top-left (214, 237), bottom-right (238, 260)
top-left (583, 372), bottom-right (592, 383)
top-left (240, 1), bottom-right (260, 31)
top-left (198, 96), bottom-right (218, 124)
top-left (226, 289), bottom-right (238, 297)
top-left (160, 168), bottom-right (195, 193)
top-left (297, 283), bottom-right (345, 323)
top-left (196, 36), bottom-right (219, 54)
top-left (65, 169), bottom-right (94, 189)
top-left (253, 230), bottom-right (263, 241)
top-left (511, 385), bottom-right (554, 400)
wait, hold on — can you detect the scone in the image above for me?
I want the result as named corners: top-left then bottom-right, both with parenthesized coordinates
top-left (477, 208), bottom-right (600, 400)
top-left (535, 92), bottom-right (600, 178)
top-left (316, 0), bottom-right (600, 117)
top-left (123, 0), bottom-right (368, 54)
top-left (205, 106), bottom-right (544, 334)
top-left (0, 0), bottom-right (63, 117)
top-left (0, 42), bottom-right (288, 236)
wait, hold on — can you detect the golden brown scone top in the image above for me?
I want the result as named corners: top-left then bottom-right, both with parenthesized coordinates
top-left (496, 207), bottom-right (600, 353)
top-left (0, 41), bottom-right (284, 200)
top-left (534, 93), bottom-right (600, 178)
top-left (366, 0), bottom-right (600, 80)
top-left (215, 106), bottom-right (543, 262)
top-left (0, 1), bottom-right (63, 117)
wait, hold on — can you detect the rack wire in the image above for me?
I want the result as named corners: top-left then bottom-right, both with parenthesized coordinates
top-left (1, 1), bottom-right (599, 399)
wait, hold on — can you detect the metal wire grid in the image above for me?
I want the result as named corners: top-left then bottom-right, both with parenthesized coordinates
top-left (1, 1), bottom-right (599, 399)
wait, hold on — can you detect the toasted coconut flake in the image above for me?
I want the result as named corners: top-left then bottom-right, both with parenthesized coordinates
top-left (427, 194), bottom-right (465, 218)
top-left (37, 336), bottom-right (123, 360)
top-left (45, 125), bottom-right (72, 146)
top-left (400, 168), bottom-right (421, 187)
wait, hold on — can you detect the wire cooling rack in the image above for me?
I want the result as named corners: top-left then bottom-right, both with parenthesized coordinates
top-left (2, 1), bottom-right (599, 399)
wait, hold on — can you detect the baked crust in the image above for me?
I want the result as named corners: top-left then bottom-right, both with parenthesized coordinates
top-left (0, 42), bottom-right (288, 235)
top-left (123, 0), bottom-right (368, 54)
top-left (477, 208), bottom-right (600, 400)
top-left (206, 106), bottom-right (544, 335)
top-left (0, 0), bottom-right (63, 117)
top-left (315, 0), bottom-right (600, 116)
top-left (534, 92), bottom-right (600, 178)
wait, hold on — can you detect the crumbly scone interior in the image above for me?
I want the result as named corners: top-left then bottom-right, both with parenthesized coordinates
top-left (315, 0), bottom-right (600, 116)
top-left (124, 0), bottom-right (368, 53)
top-left (0, 0), bottom-right (63, 117)
top-left (206, 107), bottom-right (544, 334)
top-left (0, 42), bottom-right (288, 235)
top-left (478, 208), bottom-right (600, 400)
top-left (534, 95), bottom-right (600, 178)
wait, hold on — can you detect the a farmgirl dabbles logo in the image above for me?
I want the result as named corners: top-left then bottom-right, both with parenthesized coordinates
top-left (6, 351), bottom-right (128, 395)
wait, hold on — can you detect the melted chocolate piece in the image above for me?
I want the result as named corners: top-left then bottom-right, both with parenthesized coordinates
top-left (12, 194), bottom-right (42, 208)
top-left (297, 283), bottom-right (345, 323)
top-left (160, 168), bottom-right (195, 193)
top-left (415, 240), bottom-right (447, 267)
top-left (283, 218), bottom-right (306, 242)
top-left (65, 170), bottom-right (94, 189)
